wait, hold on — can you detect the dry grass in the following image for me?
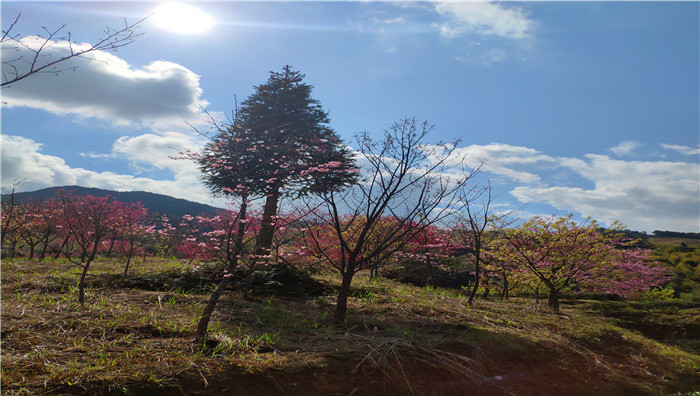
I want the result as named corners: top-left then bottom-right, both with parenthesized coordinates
top-left (2, 258), bottom-right (699, 395)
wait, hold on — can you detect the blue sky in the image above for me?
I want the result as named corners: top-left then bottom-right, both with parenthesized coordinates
top-left (1, 1), bottom-right (698, 232)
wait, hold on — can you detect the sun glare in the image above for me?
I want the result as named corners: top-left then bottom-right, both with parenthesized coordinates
top-left (152, 3), bottom-right (215, 34)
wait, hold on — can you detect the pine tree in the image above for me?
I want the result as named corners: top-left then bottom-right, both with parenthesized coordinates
top-left (198, 65), bottom-right (358, 257)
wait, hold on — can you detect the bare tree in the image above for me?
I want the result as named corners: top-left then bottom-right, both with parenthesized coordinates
top-left (1, 13), bottom-right (146, 87)
top-left (453, 182), bottom-right (498, 305)
top-left (1, 179), bottom-right (23, 245)
top-left (303, 118), bottom-right (477, 322)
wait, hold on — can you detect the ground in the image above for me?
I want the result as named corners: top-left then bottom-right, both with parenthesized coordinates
top-left (1, 258), bottom-right (699, 395)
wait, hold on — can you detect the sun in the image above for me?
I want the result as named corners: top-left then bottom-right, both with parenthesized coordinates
top-left (152, 3), bottom-right (215, 34)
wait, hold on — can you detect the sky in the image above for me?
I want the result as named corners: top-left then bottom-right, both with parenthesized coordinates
top-left (1, 1), bottom-right (698, 232)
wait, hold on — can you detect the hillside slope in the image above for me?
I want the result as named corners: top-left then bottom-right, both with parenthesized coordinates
top-left (1, 185), bottom-right (221, 218)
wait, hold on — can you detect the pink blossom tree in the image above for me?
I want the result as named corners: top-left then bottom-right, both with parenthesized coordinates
top-left (182, 209), bottom-right (255, 342)
top-left (112, 202), bottom-right (152, 276)
top-left (57, 192), bottom-right (124, 304)
top-left (495, 215), bottom-right (671, 313)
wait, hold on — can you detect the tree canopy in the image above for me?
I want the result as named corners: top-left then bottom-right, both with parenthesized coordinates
top-left (197, 65), bottom-right (358, 200)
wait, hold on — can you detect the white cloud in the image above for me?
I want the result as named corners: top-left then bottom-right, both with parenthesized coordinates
top-left (434, 1), bottom-right (535, 40)
top-left (351, 2), bottom-right (534, 64)
top-left (661, 143), bottom-right (700, 156)
top-left (111, 132), bottom-right (205, 176)
top-left (512, 154), bottom-right (699, 232)
top-left (1, 134), bottom-right (218, 205)
top-left (429, 141), bottom-right (699, 232)
top-left (2, 37), bottom-right (209, 130)
top-left (449, 143), bottom-right (556, 184)
top-left (609, 140), bottom-right (642, 156)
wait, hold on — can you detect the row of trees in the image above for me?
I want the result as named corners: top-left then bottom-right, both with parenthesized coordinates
top-left (0, 66), bottom-right (673, 341)
top-left (0, 191), bottom-right (672, 326)
top-left (1, 192), bottom-right (151, 303)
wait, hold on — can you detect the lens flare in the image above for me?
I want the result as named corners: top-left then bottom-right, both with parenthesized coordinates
top-left (152, 3), bottom-right (215, 34)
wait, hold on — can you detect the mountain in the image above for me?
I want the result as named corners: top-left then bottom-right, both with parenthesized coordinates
top-left (1, 186), bottom-right (221, 218)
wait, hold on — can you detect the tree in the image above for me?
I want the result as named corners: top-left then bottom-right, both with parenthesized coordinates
top-left (1, 13), bottom-right (145, 87)
top-left (197, 66), bottom-right (358, 260)
top-left (303, 118), bottom-right (474, 322)
top-left (1, 201), bottom-right (32, 258)
top-left (1, 179), bottom-right (25, 251)
top-left (495, 215), bottom-right (671, 313)
top-left (184, 66), bottom-right (357, 341)
top-left (650, 243), bottom-right (700, 299)
top-left (180, 209), bottom-right (255, 342)
top-left (112, 202), bottom-right (152, 276)
top-left (452, 182), bottom-right (498, 305)
top-left (57, 193), bottom-right (123, 304)
top-left (16, 201), bottom-right (43, 259)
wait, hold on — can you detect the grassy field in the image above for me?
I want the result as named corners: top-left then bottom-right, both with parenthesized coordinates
top-left (2, 258), bottom-right (699, 395)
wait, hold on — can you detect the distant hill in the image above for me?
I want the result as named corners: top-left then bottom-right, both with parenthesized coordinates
top-left (603, 228), bottom-right (700, 243)
top-left (1, 186), bottom-right (221, 219)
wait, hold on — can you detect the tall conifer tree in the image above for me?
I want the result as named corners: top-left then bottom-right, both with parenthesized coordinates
top-left (198, 65), bottom-right (358, 257)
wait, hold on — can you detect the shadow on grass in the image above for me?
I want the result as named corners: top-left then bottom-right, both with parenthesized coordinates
top-left (567, 299), bottom-right (700, 354)
top-left (196, 297), bottom-right (667, 396)
top-left (87, 264), bottom-right (333, 299)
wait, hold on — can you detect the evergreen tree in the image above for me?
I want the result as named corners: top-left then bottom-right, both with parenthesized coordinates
top-left (198, 65), bottom-right (358, 256)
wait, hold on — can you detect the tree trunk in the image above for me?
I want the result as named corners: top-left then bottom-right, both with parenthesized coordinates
top-left (547, 288), bottom-right (560, 314)
top-left (195, 276), bottom-right (232, 342)
top-left (195, 197), bottom-right (249, 342)
top-left (123, 252), bottom-right (132, 277)
top-left (39, 240), bottom-right (49, 261)
top-left (54, 235), bottom-right (70, 258)
top-left (334, 270), bottom-right (355, 323)
top-left (77, 262), bottom-right (90, 305)
top-left (467, 256), bottom-right (480, 305)
top-left (500, 271), bottom-right (509, 301)
top-left (243, 266), bottom-right (256, 298)
top-left (105, 237), bottom-right (116, 258)
top-left (254, 187), bottom-right (280, 257)
top-left (482, 284), bottom-right (490, 299)
top-left (9, 241), bottom-right (17, 258)
top-left (467, 266), bottom-right (479, 305)
top-left (368, 262), bottom-right (378, 280)
top-left (123, 236), bottom-right (137, 276)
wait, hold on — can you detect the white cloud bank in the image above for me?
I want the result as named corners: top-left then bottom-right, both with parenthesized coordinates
top-left (2, 37), bottom-right (209, 130)
top-left (1, 134), bottom-right (217, 205)
top-left (450, 143), bottom-right (699, 232)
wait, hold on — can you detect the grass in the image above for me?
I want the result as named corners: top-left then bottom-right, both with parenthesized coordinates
top-left (2, 257), bottom-right (699, 395)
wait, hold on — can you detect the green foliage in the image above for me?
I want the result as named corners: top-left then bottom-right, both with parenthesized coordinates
top-left (650, 243), bottom-right (700, 301)
top-left (641, 288), bottom-right (676, 301)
